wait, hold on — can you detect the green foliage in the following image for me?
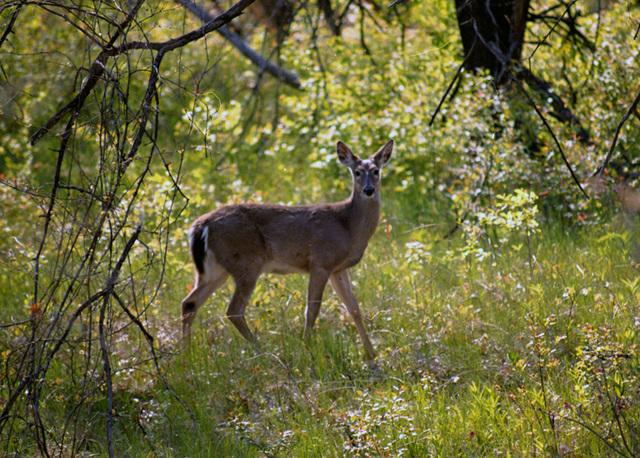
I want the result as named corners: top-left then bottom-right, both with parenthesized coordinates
top-left (459, 188), bottom-right (540, 262)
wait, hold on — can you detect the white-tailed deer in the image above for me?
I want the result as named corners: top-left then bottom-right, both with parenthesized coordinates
top-left (181, 140), bottom-right (394, 359)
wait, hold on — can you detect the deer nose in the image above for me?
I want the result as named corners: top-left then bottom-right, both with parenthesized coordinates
top-left (363, 186), bottom-right (375, 197)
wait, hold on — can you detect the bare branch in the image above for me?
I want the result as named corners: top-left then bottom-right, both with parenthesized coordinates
top-left (443, 0), bottom-right (591, 198)
top-left (112, 291), bottom-right (196, 424)
top-left (429, 39), bottom-right (477, 127)
top-left (596, 88), bottom-right (640, 180)
top-left (29, 0), bottom-right (258, 145)
top-left (517, 67), bottom-right (591, 144)
top-left (460, 21), bottom-right (588, 198)
top-left (175, 0), bottom-right (302, 89)
top-left (0, 289), bottom-right (108, 431)
top-left (0, 2), bottom-right (21, 50)
top-left (99, 294), bottom-right (115, 458)
top-left (318, 0), bottom-right (341, 35)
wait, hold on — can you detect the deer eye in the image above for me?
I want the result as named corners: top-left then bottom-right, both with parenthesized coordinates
top-left (373, 169), bottom-right (379, 177)
top-left (354, 170), bottom-right (361, 177)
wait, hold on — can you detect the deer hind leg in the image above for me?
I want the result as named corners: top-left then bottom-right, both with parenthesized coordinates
top-left (303, 268), bottom-right (331, 339)
top-left (181, 262), bottom-right (230, 339)
top-left (329, 269), bottom-right (377, 360)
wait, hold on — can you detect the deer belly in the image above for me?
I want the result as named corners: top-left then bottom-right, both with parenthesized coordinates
top-left (263, 260), bottom-right (307, 275)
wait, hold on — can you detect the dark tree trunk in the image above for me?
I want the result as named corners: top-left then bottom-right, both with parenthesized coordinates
top-left (317, 0), bottom-right (341, 35)
top-left (455, 0), bottom-right (530, 84)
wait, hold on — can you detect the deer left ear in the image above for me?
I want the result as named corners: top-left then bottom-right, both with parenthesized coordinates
top-left (372, 139), bottom-right (394, 168)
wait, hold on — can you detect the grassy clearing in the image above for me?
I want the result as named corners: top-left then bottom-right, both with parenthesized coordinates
top-left (1, 185), bottom-right (639, 456)
top-left (91, 212), bottom-right (640, 457)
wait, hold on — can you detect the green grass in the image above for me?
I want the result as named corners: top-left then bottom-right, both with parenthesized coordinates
top-left (2, 194), bottom-right (639, 456)
top-left (69, 218), bottom-right (637, 457)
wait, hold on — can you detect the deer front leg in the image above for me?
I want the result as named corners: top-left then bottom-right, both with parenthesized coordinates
top-left (181, 266), bottom-right (230, 341)
top-left (329, 269), bottom-right (376, 360)
top-left (303, 268), bottom-right (330, 339)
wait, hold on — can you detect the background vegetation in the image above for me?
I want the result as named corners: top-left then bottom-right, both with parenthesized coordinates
top-left (1, 0), bottom-right (639, 455)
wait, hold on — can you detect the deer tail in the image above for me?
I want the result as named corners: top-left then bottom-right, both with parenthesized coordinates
top-left (189, 223), bottom-right (208, 275)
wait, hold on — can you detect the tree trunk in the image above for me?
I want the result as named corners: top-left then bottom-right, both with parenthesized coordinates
top-left (454, 0), bottom-right (530, 84)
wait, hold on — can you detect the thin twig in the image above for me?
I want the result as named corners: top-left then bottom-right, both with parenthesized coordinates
top-left (562, 414), bottom-right (633, 458)
top-left (429, 38), bottom-right (477, 127)
top-left (596, 88), bottom-right (640, 180)
top-left (30, 0), bottom-right (258, 145)
top-left (99, 294), bottom-right (115, 458)
top-left (113, 290), bottom-right (197, 424)
top-left (472, 21), bottom-right (588, 199)
top-left (0, 3), bottom-right (21, 50)
top-left (0, 289), bottom-right (109, 430)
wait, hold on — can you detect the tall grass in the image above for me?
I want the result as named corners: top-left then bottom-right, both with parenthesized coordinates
top-left (105, 213), bottom-right (639, 457)
top-left (2, 185), bottom-right (638, 456)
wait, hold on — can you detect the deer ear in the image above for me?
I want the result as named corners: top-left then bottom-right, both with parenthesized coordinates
top-left (372, 139), bottom-right (394, 168)
top-left (337, 141), bottom-right (360, 169)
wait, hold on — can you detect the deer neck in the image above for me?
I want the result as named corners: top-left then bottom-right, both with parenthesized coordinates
top-left (346, 191), bottom-right (381, 243)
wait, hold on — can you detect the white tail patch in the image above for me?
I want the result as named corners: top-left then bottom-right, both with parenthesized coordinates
top-left (188, 225), bottom-right (209, 252)
top-left (201, 225), bottom-right (209, 253)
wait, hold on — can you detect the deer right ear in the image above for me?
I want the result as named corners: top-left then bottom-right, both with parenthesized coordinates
top-left (372, 139), bottom-right (394, 168)
top-left (337, 141), bottom-right (360, 169)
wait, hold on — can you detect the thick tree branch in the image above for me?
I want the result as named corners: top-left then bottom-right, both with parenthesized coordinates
top-left (175, 0), bottom-right (301, 89)
top-left (517, 67), bottom-right (591, 144)
top-left (318, 0), bottom-right (341, 35)
top-left (472, 23), bottom-right (588, 198)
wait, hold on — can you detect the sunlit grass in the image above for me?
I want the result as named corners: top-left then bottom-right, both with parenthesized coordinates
top-left (2, 194), bottom-right (639, 455)
top-left (120, 215), bottom-right (639, 457)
